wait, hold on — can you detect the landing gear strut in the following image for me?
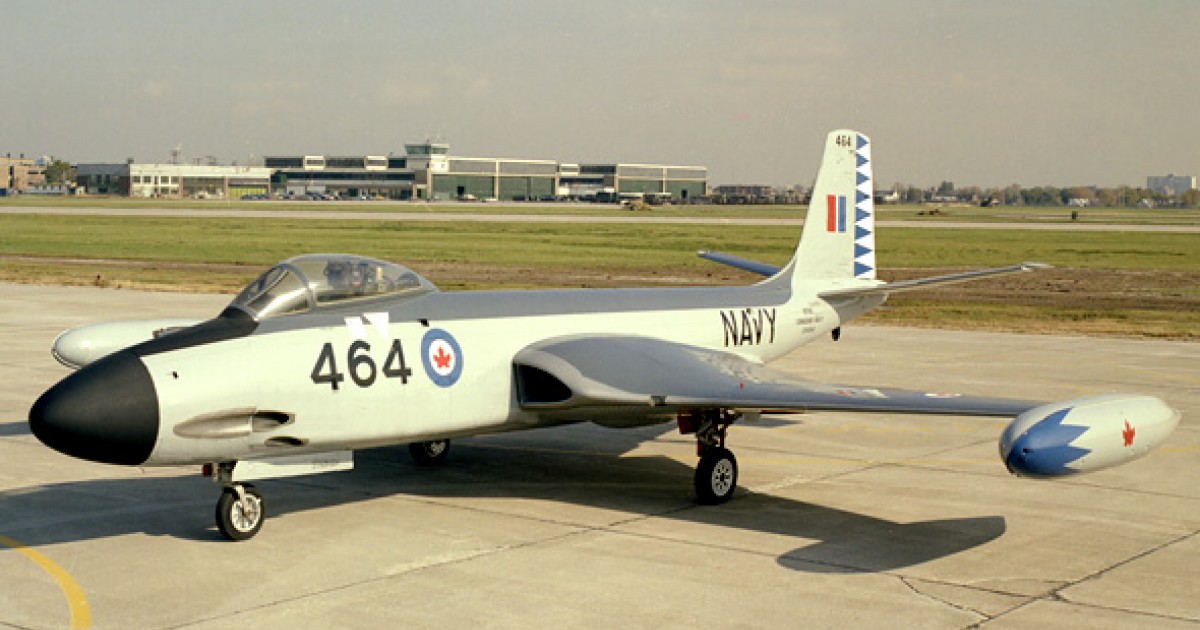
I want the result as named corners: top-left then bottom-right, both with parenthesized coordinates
top-left (678, 410), bottom-right (739, 504)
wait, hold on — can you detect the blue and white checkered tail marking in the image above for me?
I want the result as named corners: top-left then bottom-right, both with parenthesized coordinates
top-left (853, 134), bottom-right (875, 279)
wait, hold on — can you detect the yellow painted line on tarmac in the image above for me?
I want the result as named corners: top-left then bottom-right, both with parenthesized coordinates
top-left (1159, 444), bottom-right (1200, 454)
top-left (1121, 365), bottom-right (1200, 386)
top-left (0, 534), bottom-right (91, 629)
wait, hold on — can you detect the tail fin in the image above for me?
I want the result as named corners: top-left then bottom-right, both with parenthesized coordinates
top-left (788, 130), bottom-right (876, 283)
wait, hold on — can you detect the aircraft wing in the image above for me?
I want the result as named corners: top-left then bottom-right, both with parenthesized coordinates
top-left (513, 335), bottom-right (1042, 425)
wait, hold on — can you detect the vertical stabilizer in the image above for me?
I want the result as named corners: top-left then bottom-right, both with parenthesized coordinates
top-left (789, 130), bottom-right (876, 282)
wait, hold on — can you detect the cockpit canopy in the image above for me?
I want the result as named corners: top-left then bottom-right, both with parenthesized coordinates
top-left (229, 254), bottom-right (437, 320)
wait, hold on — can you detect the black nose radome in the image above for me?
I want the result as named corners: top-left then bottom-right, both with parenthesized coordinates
top-left (30, 349), bottom-right (159, 465)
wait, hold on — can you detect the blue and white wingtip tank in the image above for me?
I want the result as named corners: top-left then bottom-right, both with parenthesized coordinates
top-left (999, 394), bottom-right (1180, 477)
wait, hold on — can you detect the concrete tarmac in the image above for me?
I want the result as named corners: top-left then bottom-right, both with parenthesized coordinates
top-left (0, 284), bottom-right (1196, 629)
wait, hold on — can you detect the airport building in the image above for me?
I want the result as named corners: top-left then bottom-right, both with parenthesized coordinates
top-left (75, 163), bottom-right (272, 198)
top-left (1147, 174), bottom-right (1197, 197)
top-left (0, 154), bottom-right (47, 195)
top-left (266, 141), bottom-right (707, 202)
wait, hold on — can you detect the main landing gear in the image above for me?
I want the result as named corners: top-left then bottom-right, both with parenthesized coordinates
top-left (408, 439), bottom-right (451, 467)
top-left (678, 410), bottom-right (739, 505)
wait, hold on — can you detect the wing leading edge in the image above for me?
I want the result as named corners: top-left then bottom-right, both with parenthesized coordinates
top-left (513, 335), bottom-right (1042, 425)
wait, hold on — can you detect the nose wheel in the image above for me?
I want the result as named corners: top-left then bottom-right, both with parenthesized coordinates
top-left (215, 484), bottom-right (264, 541)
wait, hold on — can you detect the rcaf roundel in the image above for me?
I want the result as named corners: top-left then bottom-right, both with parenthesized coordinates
top-left (421, 329), bottom-right (463, 388)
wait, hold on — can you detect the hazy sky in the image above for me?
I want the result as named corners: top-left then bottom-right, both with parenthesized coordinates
top-left (2, 1), bottom-right (1196, 188)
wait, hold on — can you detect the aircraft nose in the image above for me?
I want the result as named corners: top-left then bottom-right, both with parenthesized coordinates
top-left (29, 349), bottom-right (159, 465)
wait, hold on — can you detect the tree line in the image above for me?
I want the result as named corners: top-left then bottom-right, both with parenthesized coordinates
top-left (891, 180), bottom-right (1200, 209)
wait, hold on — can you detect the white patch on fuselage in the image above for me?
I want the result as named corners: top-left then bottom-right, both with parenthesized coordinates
top-left (344, 316), bottom-right (367, 340)
top-left (364, 312), bottom-right (389, 339)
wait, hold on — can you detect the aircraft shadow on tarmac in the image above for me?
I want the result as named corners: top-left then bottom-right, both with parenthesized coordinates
top-left (0, 421), bottom-right (1004, 573)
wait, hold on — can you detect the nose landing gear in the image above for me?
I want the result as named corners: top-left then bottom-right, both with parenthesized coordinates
top-left (216, 484), bottom-right (264, 541)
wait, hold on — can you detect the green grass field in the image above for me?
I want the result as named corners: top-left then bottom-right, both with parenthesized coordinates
top-left (2, 213), bottom-right (1194, 270)
top-left (4, 196), bottom-right (1200, 225)
top-left (0, 211), bottom-right (1197, 337)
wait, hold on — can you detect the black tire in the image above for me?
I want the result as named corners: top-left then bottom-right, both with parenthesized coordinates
top-left (408, 439), bottom-right (451, 467)
top-left (216, 485), bottom-right (264, 541)
top-left (694, 447), bottom-right (738, 505)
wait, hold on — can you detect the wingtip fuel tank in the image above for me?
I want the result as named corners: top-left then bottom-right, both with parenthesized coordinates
top-left (1000, 394), bottom-right (1179, 478)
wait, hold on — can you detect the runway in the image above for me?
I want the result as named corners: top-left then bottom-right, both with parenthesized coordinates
top-left (0, 284), bottom-right (1196, 629)
top-left (3, 205), bottom-right (1199, 232)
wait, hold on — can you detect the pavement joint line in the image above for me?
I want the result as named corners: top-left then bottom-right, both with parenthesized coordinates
top-left (0, 534), bottom-right (91, 629)
top-left (1053, 527), bottom-right (1200, 599)
top-left (897, 576), bottom-right (990, 624)
top-left (985, 528), bottom-right (1200, 626)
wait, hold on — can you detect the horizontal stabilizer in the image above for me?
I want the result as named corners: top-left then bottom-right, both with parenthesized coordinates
top-left (818, 263), bottom-right (1050, 299)
top-left (697, 250), bottom-right (782, 277)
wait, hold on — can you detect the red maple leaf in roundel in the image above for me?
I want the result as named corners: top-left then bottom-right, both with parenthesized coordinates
top-left (433, 346), bottom-right (453, 370)
top-left (1122, 419), bottom-right (1135, 447)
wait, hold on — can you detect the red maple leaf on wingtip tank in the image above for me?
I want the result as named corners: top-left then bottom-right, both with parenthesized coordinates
top-left (433, 346), bottom-right (452, 370)
top-left (1122, 419), bottom-right (1136, 447)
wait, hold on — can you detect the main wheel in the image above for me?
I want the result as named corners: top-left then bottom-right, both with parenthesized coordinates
top-left (694, 447), bottom-right (738, 505)
top-left (216, 485), bottom-right (264, 541)
top-left (408, 439), bottom-right (451, 467)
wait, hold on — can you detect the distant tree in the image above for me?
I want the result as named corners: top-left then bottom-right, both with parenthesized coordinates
top-left (1063, 187), bottom-right (1095, 206)
top-left (44, 160), bottom-right (73, 185)
top-left (1002, 184), bottom-right (1024, 206)
top-left (1021, 187), bottom-right (1061, 206)
top-left (1183, 189), bottom-right (1200, 208)
top-left (936, 180), bottom-right (955, 196)
top-left (1118, 187), bottom-right (1154, 207)
top-left (1094, 188), bottom-right (1119, 207)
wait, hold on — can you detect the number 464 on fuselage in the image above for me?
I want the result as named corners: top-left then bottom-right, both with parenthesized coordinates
top-left (30, 130), bottom-right (1180, 541)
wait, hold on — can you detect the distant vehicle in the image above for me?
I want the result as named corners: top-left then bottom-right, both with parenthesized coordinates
top-left (645, 192), bottom-right (673, 206)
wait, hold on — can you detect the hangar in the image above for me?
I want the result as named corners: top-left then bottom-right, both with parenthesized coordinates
top-left (75, 163), bottom-right (272, 199)
top-left (266, 141), bottom-right (707, 202)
